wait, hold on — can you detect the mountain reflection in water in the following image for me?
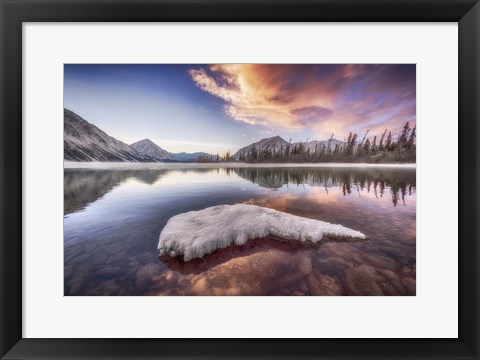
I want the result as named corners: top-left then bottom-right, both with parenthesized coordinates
top-left (64, 166), bottom-right (416, 296)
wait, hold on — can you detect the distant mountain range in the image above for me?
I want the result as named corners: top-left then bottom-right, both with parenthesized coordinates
top-left (64, 108), bottom-right (346, 163)
top-left (233, 136), bottom-right (345, 160)
top-left (64, 109), bottom-right (220, 162)
top-left (131, 138), bottom-right (221, 162)
top-left (64, 109), bottom-right (154, 162)
top-left (301, 138), bottom-right (345, 153)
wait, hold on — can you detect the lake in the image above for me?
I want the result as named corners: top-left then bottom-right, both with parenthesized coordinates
top-left (64, 164), bottom-right (416, 296)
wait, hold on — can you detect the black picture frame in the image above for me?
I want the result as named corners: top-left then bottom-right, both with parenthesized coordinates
top-left (1, 1), bottom-right (479, 359)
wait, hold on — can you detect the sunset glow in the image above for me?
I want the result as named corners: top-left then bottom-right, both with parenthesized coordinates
top-left (64, 64), bottom-right (415, 154)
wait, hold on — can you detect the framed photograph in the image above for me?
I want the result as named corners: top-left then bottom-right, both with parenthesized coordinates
top-left (63, 63), bottom-right (417, 297)
top-left (1, 0), bottom-right (479, 359)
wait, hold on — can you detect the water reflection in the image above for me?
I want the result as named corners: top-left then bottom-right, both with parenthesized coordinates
top-left (159, 235), bottom-right (367, 275)
top-left (65, 167), bottom-right (416, 215)
top-left (233, 167), bottom-right (416, 206)
top-left (64, 166), bottom-right (416, 296)
top-left (64, 170), bottom-right (168, 214)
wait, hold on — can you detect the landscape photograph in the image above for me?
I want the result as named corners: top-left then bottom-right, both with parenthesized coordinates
top-left (64, 64), bottom-right (416, 296)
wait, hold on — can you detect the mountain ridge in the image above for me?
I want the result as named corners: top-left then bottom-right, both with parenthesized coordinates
top-left (64, 109), bottom-right (347, 163)
top-left (234, 136), bottom-right (290, 160)
top-left (233, 136), bottom-right (345, 160)
top-left (64, 109), bottom-right (154, 162)
top-left (130, 138), bottom-right (177, 161)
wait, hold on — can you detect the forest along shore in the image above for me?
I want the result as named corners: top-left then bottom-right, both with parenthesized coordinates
top-left (64, 162), bottom-right (416, 170)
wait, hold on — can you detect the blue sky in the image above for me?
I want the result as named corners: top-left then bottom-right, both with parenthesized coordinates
top-left (64, 64), bottom-right (415, 154)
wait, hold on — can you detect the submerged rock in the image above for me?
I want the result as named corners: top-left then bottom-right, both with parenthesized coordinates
top-left (306, 273), bottom-right (342, 296)
top-left (135, 263), bottom-right (161, 289)
top-left (95, 266), bottom-right (121, 278)
top-left (344, 265), bottom-right (384, 296)
top-left (354, 253), bottom-right (400, 271)
top-left (401, 277), bottom-right (416, 295)
top-left (343, 264), bottom-right (415, 296)
top-left (177, 250), bottom-right (313, 296)
top-left (160, 235), bottom-right (310, 275)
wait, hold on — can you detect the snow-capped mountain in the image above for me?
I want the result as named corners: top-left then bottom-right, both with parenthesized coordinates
top-left (64, 109), bottom-right (154, 162)
top-left (234, 135), bottom-right (346, 159)
top-left (130, 139), bottom-right (177, 161)
top-left (129, 140), bottom-right (220, 162)
top-left (300, 138), bottom-right (345, 153)
top-left (64, 109), bottom-right (347, 163)
top-left (234, 136), bottom-right (289, 159)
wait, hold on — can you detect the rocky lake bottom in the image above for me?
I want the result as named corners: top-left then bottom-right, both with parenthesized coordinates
top-left (64, 165), bottom-right (416, 296)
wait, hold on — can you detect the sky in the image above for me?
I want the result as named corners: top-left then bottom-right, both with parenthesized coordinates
top-left (64, 64), bottom-right (416, 154)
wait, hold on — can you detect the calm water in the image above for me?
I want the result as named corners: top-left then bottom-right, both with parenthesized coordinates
top-left (64, 166), bottom-right (416, 296)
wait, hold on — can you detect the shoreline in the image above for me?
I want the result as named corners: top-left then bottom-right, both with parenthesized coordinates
top-left (64, 161), bottom-right (416, 170)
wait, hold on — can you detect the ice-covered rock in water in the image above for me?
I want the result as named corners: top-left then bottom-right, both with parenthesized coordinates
top-left (158, 204), bottom-right (366, 261)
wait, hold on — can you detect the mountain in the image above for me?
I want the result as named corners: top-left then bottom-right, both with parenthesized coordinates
top-left (299, 138), bottom-right (345, 153)
top-left (64, 109), bottom-right (347, 163)
top-left (234, 135), bottom-right (346, 160)
top-left (130, 139), bottom-right (177, 161)
top-left (64, 109), bottom-right (154, 162)
top-left (172, 152), bottom-right (221, 162)
top-left (129, 140), bottom-right (221, 162)
top-left (234, 135), bottom-right (289, 160)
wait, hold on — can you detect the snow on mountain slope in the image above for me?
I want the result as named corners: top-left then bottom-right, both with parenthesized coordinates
top-left (129, 139), bottom-right (221, 162)
top-left (234, 135), bottom-right (346, 159)
top-left (234, 136), bottom-right (289, 159)
top-left (158, 204), bottom-right (366, 261)
top-left (64, 109), bottom-right (154, 162)
top-left (130, 138), bottom-right (176, 161)
top-left (299, 138), bottom-right (345, 153)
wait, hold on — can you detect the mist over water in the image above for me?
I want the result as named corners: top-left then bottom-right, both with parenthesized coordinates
top-left (64, 166), bottom-right (416, 296)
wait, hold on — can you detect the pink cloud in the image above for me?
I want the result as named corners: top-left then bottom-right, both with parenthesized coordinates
top-left (189, 64), bottom-right (415, 140)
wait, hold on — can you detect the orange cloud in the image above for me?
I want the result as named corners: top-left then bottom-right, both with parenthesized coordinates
top-left (189, 64), bottom-right (416, 139)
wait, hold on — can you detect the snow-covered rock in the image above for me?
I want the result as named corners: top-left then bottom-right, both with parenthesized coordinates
top-left (158, 204), bottom-right (366, 261)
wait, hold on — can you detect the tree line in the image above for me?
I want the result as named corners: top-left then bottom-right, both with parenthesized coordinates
top-left (213, 122), bottom-right (416, 163)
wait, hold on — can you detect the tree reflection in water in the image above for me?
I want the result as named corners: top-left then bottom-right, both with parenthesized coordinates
top-left (233, 167), bottom-right (415, 206)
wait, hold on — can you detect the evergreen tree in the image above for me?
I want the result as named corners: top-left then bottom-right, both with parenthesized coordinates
top-left (379, 129), bottom-right (388, 150)
top-left (363, 138), bottom-right (371, 154)
top-left (398, 122), bottom-right (411, 149)
top-left (385, 131), bottom-right (392, 151)
top-left (407, 126), bottom-right (416, 149)
top-left (250, 143), bottom-right (257, 161)
top-left (351, 133), bottom-right (358, 154)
